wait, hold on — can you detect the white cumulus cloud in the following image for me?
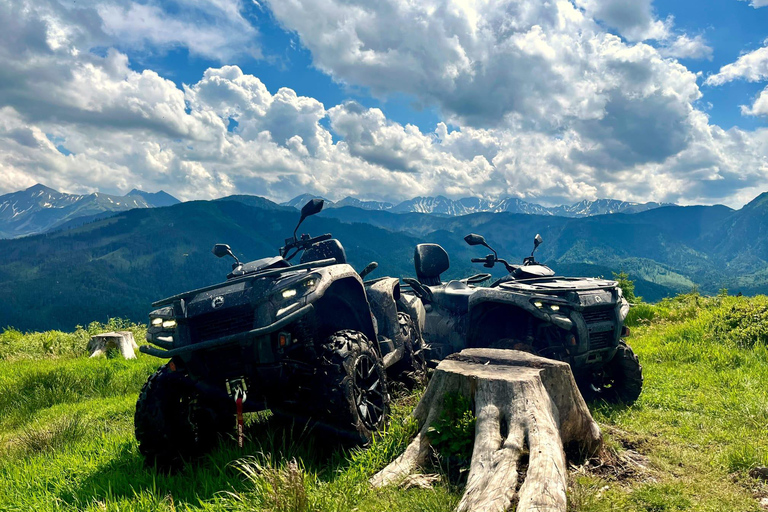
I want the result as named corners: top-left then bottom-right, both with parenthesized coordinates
top-left (658, 34), bottom-right (713, 60)
top-left (706, 43), bottom-right (768, 85)
top-left (741, 86), bottom-right (768, 116)
top-left (1, 0), bottom-right (768, 209)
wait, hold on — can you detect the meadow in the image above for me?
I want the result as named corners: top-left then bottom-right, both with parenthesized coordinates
top-left (1, 294), bottom-right (767, 511)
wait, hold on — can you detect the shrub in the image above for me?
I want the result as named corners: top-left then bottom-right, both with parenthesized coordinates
top-left (426, 393), bottom-right (476, 465)
top-left (613, 271), bottom-right (640, 303)
top-left (710, 296), bottom-right (768, 348)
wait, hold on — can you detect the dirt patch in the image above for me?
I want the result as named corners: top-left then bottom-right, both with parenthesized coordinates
top-left (570, 425), bottom-right (656, 483)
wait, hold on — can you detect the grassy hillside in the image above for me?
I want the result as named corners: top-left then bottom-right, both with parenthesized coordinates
top-left (1, 293), bottom-right (768, 511)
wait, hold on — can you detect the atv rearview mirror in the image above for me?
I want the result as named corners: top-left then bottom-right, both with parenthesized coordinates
top-left (212, 243), bottom-right (232, 258)
top-left (464, 233), bottom-right (486, 246)
top-left (531, 234), bottom-right (543, 258)
top-left (212, 243), bottom-right (241, 265)
top-left (293, 198), bottom-right (325, 242)
top-left (300, 198), bottom-right (324, 220)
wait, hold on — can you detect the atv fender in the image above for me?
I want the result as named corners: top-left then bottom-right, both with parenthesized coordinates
top-left (398, 292), bottom-right (426, 336)
top-left (365, 277), bottom-right (402, 355)
top-left (307, 265), bottom-right (377, 346)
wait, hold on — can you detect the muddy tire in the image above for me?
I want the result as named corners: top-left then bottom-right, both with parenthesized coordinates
top-left (593, 341), bottom-right (643, 404)
top-left (135, 364), bottom-right (230, 468)
top-left (318, 330), bottom-right (390, 443)
top-left (390, 312), bottom-right (427, 386)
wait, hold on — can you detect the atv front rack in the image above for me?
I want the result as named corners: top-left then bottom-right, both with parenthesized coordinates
top-left (151, 258), bottom-right (337, 307)
top-left (139, 304), bottom-right (314, 358)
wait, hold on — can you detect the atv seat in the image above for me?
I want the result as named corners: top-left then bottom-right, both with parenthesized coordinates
top-left (414, 243), bottom-right (449, 286)
top-left (428, 280), bottom-right (473, 314)
top-left (301, 239), bottom-right (347, 265)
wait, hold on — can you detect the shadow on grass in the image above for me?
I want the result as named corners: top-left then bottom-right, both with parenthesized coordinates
top-left (62, 414), bottom-right (358, 508)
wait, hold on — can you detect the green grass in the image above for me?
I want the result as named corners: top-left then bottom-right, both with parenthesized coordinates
top-left (2, 295), bottom-right (768, 511)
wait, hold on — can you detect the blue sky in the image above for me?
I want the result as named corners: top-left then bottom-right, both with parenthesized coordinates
top-left (1, 0), bottom-right (767, 207)
top-left (122, 0), bottom-right (768, 133)
top-left (654, 0), bottom-right (768, 130)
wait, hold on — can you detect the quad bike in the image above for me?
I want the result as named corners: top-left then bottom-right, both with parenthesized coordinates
top-left (402, 233), bottom-right (642, 404)
top-left (135, 199), bottom-right (425, 466)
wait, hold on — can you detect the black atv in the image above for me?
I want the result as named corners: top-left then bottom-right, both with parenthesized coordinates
top-left (402, 233), bottom-right (642, 404)
top-left (136, 199), bottom-right (425, 466)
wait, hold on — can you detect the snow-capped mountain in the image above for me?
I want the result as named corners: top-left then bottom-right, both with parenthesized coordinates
top-left (281, 193), bottom-right (669, 217)
top-left (0, 184), bottom-right (179, 238)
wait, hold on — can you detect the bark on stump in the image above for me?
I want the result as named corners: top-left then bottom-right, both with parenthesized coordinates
top-left (87, 331), bottom-right (139, 359)
top-left (371, 348), bottom-right (602, 512)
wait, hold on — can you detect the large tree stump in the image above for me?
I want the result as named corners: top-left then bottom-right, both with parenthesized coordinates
top-left (87, 331), bottom-right (139, 359)
top-left (371, 349), bottom-right (602, 512)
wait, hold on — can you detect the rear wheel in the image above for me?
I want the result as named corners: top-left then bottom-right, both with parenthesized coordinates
top-left (318, 330), bottom-right (390, 443)
top-left (591, 341), bottom-right (643, 404)
top-left (390, 312), bottom-right (427, 386)
top-left (135, 364), bottom-right (231, 467)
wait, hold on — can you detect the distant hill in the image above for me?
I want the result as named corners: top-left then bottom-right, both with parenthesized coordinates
top-left (0, 184), bottom-right (180, 238)
top-left (281, 193), bottom-right (670, 217)
top-left (1, 192), bottom-right (767, 332)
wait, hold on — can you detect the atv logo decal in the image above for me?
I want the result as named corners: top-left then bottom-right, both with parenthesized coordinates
top-left (212, 296), bottom-right (225, 308)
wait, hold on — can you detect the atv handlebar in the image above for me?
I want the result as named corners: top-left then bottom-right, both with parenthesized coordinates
top-left (280, 233), bottom-right (333, 258)
top-left (470, 254), bottom-right (515, 273)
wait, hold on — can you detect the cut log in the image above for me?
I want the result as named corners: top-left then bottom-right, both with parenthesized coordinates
top-left (371, 348), bottom-right (602, 512)
top-left (87, 331), bottom-right (139, 359)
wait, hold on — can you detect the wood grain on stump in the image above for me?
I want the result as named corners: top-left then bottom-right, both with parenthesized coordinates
top-left (87, 331), bottom-right (139, 359)
top-left (371, 348), bottom-right (602, 512)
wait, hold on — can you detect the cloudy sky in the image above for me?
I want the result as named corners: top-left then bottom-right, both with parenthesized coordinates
top-left (1, 0), bottom-right (767, 207)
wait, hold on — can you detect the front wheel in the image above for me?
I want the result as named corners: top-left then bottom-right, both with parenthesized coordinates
top-left (135, 364), bottom-right (231, 467)
top-left (591, 341), bottom-right (643, 404)
top-left (318, 330), bottom-right (390, 443)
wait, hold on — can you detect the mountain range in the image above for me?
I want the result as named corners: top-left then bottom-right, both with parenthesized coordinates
top-left (0, 190), bottom-right (767, 331)
top-left (281, 193), bottom-right (670, 217)
top-left (0, 184), bottom-right (179, 239)
top-left (0, 185), bottom-right (674, 239)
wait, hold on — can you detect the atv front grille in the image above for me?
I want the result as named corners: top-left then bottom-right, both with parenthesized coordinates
top-left (188, 306), bottom-right (256, 343)
top-left (588, 330), bottom-right (614, 350)
top-left (582, 308), bottom-right (614, 324)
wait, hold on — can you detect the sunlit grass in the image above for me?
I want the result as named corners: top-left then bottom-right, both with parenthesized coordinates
top-left (1, 294), bottom-right (768, 511)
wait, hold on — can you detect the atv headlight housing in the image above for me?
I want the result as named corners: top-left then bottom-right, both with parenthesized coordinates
top-left (532, 300), bottom-right (564, 312)
top-left (275, 275), bottom-right (319, 303)
top-left (147, 306), bottom-right (177, 343)
top-left (274, 275), bottom-right (319, 317)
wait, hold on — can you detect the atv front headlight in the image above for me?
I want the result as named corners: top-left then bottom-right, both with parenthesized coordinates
top-left (532, 300), bottom-right (563, 312)
top-left (276, 275), bottom-right (319, 302)
top-left (147, 307), bottom-right (176, 344)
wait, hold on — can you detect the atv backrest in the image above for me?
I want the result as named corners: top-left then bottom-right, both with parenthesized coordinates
top-left (301, 239), bottom-right (347, 265)
top-left (415, 243), bottom-right (449, 286)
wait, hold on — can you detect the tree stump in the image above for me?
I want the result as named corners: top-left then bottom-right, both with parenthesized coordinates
top-left (371, 348), bottom-right (602, 512)
top-left (87, 331), bottom-right (139, 359)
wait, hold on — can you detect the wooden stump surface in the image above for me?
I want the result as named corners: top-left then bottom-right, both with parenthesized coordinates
top-left (371, 348), bottom-right (602, 512)
top-left (87, 331), bottom-right (139, 359)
